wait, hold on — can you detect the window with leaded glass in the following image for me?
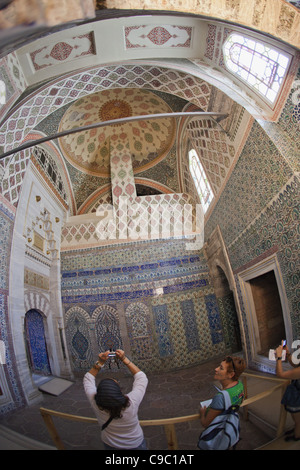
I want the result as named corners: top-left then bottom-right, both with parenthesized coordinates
top-left (189, 149), bottom-right (213, 213)
top-left (223, 33), bottom-right (291, 104)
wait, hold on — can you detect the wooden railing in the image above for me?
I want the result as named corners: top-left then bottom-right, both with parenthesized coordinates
top-left (40, 372), bottom-right (289, 450)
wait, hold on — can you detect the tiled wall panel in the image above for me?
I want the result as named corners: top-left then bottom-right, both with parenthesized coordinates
top-left (61, 238), bottom-right (231, 373)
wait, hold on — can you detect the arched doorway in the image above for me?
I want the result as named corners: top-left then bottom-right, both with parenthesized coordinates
top-left (24, 309), bottom-right (51, 376)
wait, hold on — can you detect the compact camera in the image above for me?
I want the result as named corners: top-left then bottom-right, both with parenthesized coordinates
top-left (108, 352), bottom-right (116, 357)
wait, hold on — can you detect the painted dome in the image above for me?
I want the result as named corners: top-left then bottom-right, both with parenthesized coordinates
top-left (58, 88), bottom-right (176, 176)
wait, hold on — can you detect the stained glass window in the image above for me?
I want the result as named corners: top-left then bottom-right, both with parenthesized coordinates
top-left (223, 33), bottom-right (290, 103)
top-left (189, 149), bottom-right (213, 213)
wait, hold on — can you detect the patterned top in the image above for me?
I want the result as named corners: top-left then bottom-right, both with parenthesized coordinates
top-left (209, 381), bottom-right (245, 411)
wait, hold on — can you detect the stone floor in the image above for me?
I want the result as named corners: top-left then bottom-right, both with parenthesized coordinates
top-left (0, 356), bottom-right (282, 451)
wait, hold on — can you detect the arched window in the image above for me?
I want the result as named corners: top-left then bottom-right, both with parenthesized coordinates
top-left (189, 149), bottom-right (213, 213)
top-left (223, 33), bottom-right (290, 103)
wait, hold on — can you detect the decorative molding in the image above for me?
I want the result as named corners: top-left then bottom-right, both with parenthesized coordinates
top-left (30, 32), bottom-right (96, 71)
top-left (125, 25), bottom-right (192, 49)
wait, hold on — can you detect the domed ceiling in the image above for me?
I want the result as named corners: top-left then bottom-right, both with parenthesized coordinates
top-left (58, 88), bottom-right (176, 177)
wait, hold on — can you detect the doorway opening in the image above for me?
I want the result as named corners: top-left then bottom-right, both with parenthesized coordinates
top-left (249, 270), bottom-right (286, 356)
top-left (238, 254), bottom-right (291, 365)
top-left (25, 309), bottom-right (51, 376)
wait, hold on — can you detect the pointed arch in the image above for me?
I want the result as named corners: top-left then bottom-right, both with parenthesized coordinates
top-left (65, 306), bottom-right (93, 369)
top-left (92, 305), bottom-right (123, 352)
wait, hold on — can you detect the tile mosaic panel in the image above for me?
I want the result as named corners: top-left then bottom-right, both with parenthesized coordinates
top-left (0, 289), bottom-right (26, 414)
top-left (150, 289), bottom-right (226, 372)
top-left (0, 149), bottom-right (30, 208)
top-left (131, 337), bottom-right (152, 361)
top-left (205, 294), bottom-right (224, 345)
top-left (61, 237), bottom-right (208, 272)
top-left (65, 307), bottom-right (94, 370)
top-left (94, 305), bottom-right (123, 352)
top-left (277, 65), bottom-right (300, 154)
top-left (0, 53), bottom-right (26, 122)
top-left (230, 175), bottom-right (300, 340)
top-left (61, 236), bottom-right (231, 373)
top-left (125, 302), bottom-right (150, 338)
top-left (61, 259), bottom-right (208, 296)
top-left (152, 304), bottom-right (174, 358)
top-left (205, 120), bottom-right (294, 245)
top-left (0, 202), bottom-right (14, 290)
top-left (4, 52), bottom-right (27, 93)
top-left (217, 292), bottom-right (242, 352)
top-left (180, 299), bottom-right (200, 351)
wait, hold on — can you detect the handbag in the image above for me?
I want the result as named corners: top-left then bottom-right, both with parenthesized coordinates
top-left (197, 390), bottom-right (240, 450)
top-left (281, 380), bottom-right (300, 412)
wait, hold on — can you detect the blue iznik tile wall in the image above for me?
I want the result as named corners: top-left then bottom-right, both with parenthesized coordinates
top-left (204, 91), bottom-right (300, 360)
top-left (231, 175), bottom-right (300, 345)
top-left (0, 198), bottom-right (26, 412)
top-left (61, 238), bottom-right (236, 373)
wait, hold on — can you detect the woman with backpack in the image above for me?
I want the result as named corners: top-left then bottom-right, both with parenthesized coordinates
top-left (198, 356), bottom-right (246, 450)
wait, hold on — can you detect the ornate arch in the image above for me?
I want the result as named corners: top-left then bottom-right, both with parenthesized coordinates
top-left (24, 291), bottom-right (50, 317)
top-left (65, 306), bottom-right (93, 369)
top-left (92, 305), bottom-right (123, 352)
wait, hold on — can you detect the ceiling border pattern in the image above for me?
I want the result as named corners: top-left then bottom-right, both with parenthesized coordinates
top-left (0, 64), bottom-right (212, 158)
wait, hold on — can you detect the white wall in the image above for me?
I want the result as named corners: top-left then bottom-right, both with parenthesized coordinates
top-left (8, 159), bottom-right (72, 406)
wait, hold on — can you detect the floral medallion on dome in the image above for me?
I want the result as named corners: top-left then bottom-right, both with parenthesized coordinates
top-left (58, 88), bottom-right (176, 177)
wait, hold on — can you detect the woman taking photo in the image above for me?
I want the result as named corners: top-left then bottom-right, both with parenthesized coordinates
top-left (276, 341), bottom-right (300, 442)
top-left (83, 349), bottom-right (148, 450)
